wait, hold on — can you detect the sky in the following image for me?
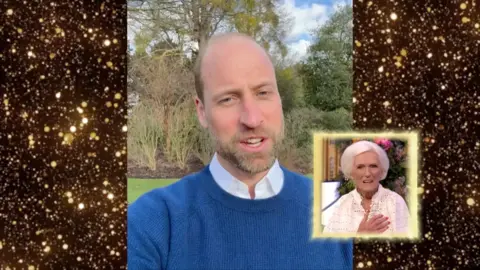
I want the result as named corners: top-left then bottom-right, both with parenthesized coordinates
top-left (128, 0), bottom-right (352, 60)
top-left (282, 0), bottom-right (351, 59)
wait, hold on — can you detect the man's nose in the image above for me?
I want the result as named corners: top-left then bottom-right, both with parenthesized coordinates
top-left (239, 96), bottom-right (263, 128)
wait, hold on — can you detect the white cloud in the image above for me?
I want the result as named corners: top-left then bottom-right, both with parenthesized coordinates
top-left (332, 0), bottom-right (349, 12)
top-left (281, 0), bottom-right (330, 42)
top-left (287, 39), bottom-right (312, 60)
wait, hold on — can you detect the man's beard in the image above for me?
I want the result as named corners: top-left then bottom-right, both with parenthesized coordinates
top-left (209, 124), bottom-right (284, 175)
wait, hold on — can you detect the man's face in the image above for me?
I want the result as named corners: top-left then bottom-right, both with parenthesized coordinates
top-left (195, 38), bottom-right (284, 175)
top-left (351, 151), bottom-right (383, 193)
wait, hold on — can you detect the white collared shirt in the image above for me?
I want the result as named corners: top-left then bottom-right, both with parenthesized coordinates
top-left (324, 184), bottom-right (410, 234)
top-left (209, 153), bottom-right (284, 200)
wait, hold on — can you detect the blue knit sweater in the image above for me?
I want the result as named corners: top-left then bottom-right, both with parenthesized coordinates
top-left (128, 166), bottom-right (353, 270)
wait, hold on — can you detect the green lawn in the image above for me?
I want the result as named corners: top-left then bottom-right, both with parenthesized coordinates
top-left (128, 178), bottom-right (178, 203)
top-left (128, 174), bottom-right (314, 204)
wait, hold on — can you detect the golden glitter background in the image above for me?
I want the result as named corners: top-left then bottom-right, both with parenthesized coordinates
top-left (0, 1), bottom-right (127, 269)
top-left (353, 0), bottom-right (479, 269)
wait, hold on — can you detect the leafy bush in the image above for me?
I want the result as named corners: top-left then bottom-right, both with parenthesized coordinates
top-left (280, 107), bottom-right (352, 173)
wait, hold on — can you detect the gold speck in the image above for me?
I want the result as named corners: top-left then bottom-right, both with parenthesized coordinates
top-left (462, 17), bottom-right (470, 23)
top-left (58, 132), bottom-right (64, 137)
top-left (6, 9), bottom-right (13, 15)
top-left (387, 118), bottom-right (392, 124)
top-left (114, 93), bottom-right (122, 100)
top-left (64, 133), bottom-right (74, 144)
top-left (105, 118), bottom-right (110, 123)
top-left (113, 39), bottom-right (118, 44)
top-left (62, 244), bottom-right (68, 250)
top-left (82, 117), bottom-right (88, 124)
top-left (107, 193), bottom-right (114, 200)
top-left (104, 39), bottom-right (111, 46)
top-left (355, 40), bottom-right (362, 47)
top-left (115, 151), bottom-right (121, 157)
top-left (467, 198), bottom-right (475, 206)
top-left (390, 13), bottom-right (398, 20)
top-left (81, 101), bottom-right (88, 108)
top-left (50, 161), bottom-right (57, 168)
top-left (106, 61), bottom-right (113, 68)
top-left (17, 28), bottom-right (23, 34)
top-left (49, 53), bottom-right (56, 59)
top-left (378, 66), bottom-right (384, 72)
top-left (387, 257), bottom-right (392, 262)
top-left (68, 198), bottom-right (74, 204)
top-left (44, 246), bottom-right (51, 252)
top-left (106, 101), bottom-right (112, 107)
top-left (122, 125), bottom-right (127, 132)
top-left (70, 126), bottom-right (77, 133)
top-left (78, 203), bottom-right (85, 209)
top-left (66, 191), bottom-right (72, 197)
top-left (460, 3), bottom-right (467, 9)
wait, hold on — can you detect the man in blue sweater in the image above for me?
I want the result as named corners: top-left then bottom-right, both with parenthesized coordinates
top-left (128, 33), bottom-right (353, 269)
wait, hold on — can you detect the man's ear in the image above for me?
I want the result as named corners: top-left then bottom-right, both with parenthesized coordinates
top-left (194, 96), bottom-right (208, 128)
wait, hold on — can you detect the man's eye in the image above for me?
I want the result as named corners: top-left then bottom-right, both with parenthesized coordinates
top-left (219, 97), bottom-right (232, 104)
top-left (258, 90), bottom-right (270, 96)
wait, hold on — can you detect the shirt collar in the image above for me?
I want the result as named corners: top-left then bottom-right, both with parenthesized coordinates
top-left (209, 153), bottom-right (284, 199)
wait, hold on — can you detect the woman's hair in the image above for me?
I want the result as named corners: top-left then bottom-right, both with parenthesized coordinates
top-left (340, 140), bottom-right (390, 180)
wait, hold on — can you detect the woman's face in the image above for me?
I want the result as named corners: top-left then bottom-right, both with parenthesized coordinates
top-left (351, 151), bottom-right (383, 193)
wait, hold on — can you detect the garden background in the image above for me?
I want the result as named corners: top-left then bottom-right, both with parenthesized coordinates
top-left (126, 0), bottom-right (357, 203)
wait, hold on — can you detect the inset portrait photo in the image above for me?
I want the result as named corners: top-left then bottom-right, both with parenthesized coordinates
top-left (312, 132), bottom-right (420, 240)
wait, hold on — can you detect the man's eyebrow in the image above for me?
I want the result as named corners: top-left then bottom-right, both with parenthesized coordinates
top-left (251, 81), bottom-right (273, 90)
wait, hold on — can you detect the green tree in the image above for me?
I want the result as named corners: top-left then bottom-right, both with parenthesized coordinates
top-left (300, 6), bottom-right (352, 112)
top-left (128, 0), bottom-right (292, 58)
top-left (275, 66), bottom-right (304, 113)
